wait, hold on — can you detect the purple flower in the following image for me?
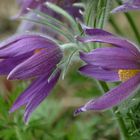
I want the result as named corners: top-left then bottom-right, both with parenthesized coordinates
top-left (111, 0), bottom-right (140, 13)
top-left (74, 27), bottom-right (140, 115)
top-left (17, 0), bottom-right (83, 33)
top-left (16, 0), bottom-right (83, 18)
top-left (0, 34), bottom-right (62, 123)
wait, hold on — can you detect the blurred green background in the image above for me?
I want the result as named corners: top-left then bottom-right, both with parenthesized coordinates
top-left (0, 1), bottom-right (140, 140)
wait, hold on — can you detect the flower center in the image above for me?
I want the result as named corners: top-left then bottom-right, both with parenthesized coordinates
top-left (118, 69), bottom-right (140, 82)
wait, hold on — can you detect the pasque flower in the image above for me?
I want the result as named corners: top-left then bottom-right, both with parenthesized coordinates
top-left (16, 0), bottom-right (82, 18)
top-left (0, 34), bottom-right (62, 123)
top-left (75, 27), bottom-right (140, 115)
top-left (111, 0), bottom-right (140, 13)
top-left (17, 0), bottom-right (83, 32)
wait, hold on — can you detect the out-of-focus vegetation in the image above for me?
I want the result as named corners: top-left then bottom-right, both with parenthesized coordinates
top-left (0, 1), bottom-right (140, 140)
top-left (0, 0), bottom-right (19, 39)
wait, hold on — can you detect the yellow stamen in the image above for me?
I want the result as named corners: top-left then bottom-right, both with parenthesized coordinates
top-left (34, 48), bottom-right (43, 54)
top-left (118, 69), bottom-right (140, 82)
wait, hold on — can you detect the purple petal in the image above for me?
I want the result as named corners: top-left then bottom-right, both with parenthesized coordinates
top-left (111, 4), bottom-right (140, 13)
top-left (0, 35), bottom-right (58, 58)
top-left (134, 0), bottom-right (140, 4)
top-left (77, 29), bottom-right (139, 55)
top-left (0, 34), bottom-right (36, 49)
top-left (0, 53), bottom-right (32, 75)
top-left (16, 0), bottom-right (46, 16)
top-left (134, 0), bottom-right (140, 5)
top-left (24, 69), bottom-right (61, 123)
top-left (8, 48), bottom-right (62, 79)
top-left (80, 47), bottom-right (139, 61)
top-left (79, 65), bottom-right (119, 82)
top-left (64, 5), bottom-right (83, 20)
top-left (80, 48), bottom-right (140, 69)
top-left (81, 25), bottom-right (113, 36)
top-left (9, 72), bottom-right (51, 113)
top-left (74, 73), bottom-right (140, 115)
top-left (111, 0), bottom-right (140, 13)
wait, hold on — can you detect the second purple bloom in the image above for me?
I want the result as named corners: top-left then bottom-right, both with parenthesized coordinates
top-left (75, 27), bottom-right (140, 115)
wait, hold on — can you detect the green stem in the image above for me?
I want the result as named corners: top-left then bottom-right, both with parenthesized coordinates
top-left (88, 0), bottom-right (130, 139)
top-left (125, 13), bottom-right (140, 44)
top-left (98, 81), bottom-right (130, 140)
top-left (113, 107), bottom-right (130, 140)
top-left (97, 0), bottom-right (112, 28)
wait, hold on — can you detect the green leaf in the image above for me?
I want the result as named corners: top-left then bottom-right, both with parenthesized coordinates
top-left (20, 17), bottom-right (73, 41)
top-left (45, 2), bottom-right (78, 30)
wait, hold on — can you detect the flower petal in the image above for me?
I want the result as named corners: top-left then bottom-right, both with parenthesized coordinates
top-left (0, 53), bottom-right (32, 75)
top-left (80, 47), bottom-right (139, 61)
top-left (0, 35), bottom-right (58, 58)
top-left (0, 34), bottom-right (34, 49)
top-left (77, 29), bottom-right (139, 55)
top-left (9, 72), bottom-right (51, 113)
top-left (111, 0), bottom-right (140, 13)
top-left (79, 64), bottom-right (119, 82)
top-left (74, 73), bottom-right (140, 115)
top-left (17, 0), bottom-right (46, 16)
top-left (24, 69), bottom-right (61, 123)
top-left (111, 4), bottom-right (140, 13)
top-left (8, 48), bottom-right (62, 79)
top-left (80, 48), bottom-right (140, 69)
top-left (81, 26), bottom-right (113, 36)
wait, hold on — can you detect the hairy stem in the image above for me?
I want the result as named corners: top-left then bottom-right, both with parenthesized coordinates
top-left (99, 81), bottom-right (130, 140)
top-left (92, 0), bottom-right (130, 139)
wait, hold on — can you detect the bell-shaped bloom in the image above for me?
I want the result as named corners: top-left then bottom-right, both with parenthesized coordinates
top-left (0, 34), bottom-right (63, 123)
top-left (75, 27), bottom-right (140, 115)
top-left (16, 0), bottom-right (83, 18)
top-left (16, 0), bottom-right (83, 33)
top-left (111, 0), bottom-right (140, 13)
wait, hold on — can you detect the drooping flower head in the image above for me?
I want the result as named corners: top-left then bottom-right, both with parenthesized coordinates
top-left (16, 0), bottom-right (83, 33)
top-left (16, 0), bottom-right (83, 18)
top-left (0, 34), bottom-right (63, 123)
top-left (74, 27), bottom-right (140, 115)
top-left (111, 0), bottom-right (140, 13)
